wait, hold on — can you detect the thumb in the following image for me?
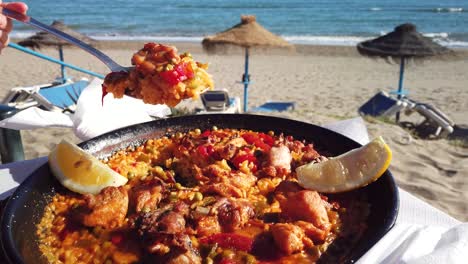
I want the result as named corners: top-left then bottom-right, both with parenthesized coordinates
top-left (1, 2), bottom-right (28, 14)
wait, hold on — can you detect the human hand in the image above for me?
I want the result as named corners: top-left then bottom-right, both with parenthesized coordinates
top-left (0, 1), bottom-right (28, 52)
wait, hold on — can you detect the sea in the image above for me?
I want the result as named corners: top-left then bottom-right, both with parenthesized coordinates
top-left (10, 0), bottom-right (468, 48)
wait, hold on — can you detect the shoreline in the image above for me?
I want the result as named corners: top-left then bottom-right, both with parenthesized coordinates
top-left (11, 38), bottom-right (468, 59)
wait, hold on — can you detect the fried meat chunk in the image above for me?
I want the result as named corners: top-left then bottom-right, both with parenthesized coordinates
top-left (77, 186), bottom-right (129, 229)
top-left (278, 190), bottom-right (330, 231)
top-left (131, 183), bottom-right (164, 213)
top-left (271, 223), bottom-right (313, 255)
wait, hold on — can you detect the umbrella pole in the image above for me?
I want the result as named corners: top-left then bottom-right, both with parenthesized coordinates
top-left (243, 47), bottom-right (250, 112)
top-left (59, 45), bottom-right (67, 83)
top-left (395, 57), bottom-right (405, 122)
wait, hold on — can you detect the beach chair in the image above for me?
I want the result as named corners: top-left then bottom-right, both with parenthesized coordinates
top-left (251, 101), bottom-right (296, 112)
top-left (359, 91), bottom-right (455, 138)
top-left (2, 78), bottom-right (90, 113)
top-left (199, 90), bottom-right (241, 113)
top-left (358, 91), bottom-right (408, 117)
top-left (401, 98), bottom-right (455, 138)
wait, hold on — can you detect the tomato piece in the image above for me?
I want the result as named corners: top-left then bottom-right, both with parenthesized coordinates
top-left (199, 233), bottom-right (254, 252)
top-left (159, 70), bottom-right (180, 86)
top-left (175, 62), bottom-right (193, 79)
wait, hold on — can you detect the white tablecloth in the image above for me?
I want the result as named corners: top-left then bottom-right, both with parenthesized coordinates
top-left (0, 117), bottom-right (466, 263)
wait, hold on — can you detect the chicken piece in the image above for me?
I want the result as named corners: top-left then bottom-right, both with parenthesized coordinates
top-left (278, 190), bottom-right (330, 231)
top-left (268, 145), bottom-right (292, 172)
top-left (133, 202), bottom-right (189, 237)
top-left (271, 223), bottom-right (313, 255)
top-left (216, 137), bottom-right (246, 160)
top-left (214, 198), bottom-right (255, 232)
top-left (295, 220), bottom-right (328, 242)
top-left (229, 171), bottom-right (257, 190)
top-left (301, 144), bottom-right (321, 162)
top-left (132, 184), bottom-right (164, 213)
top-left (200, 171), bottom-right (256, 198)
top-left (78, 186), bottom-right (128, 229)
top-left (158, 211), bottom-right (186, 234)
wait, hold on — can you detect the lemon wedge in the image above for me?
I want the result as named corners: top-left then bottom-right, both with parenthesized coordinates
top-left (296, 136), bottom-right (392, 193)
top-left (48, 139), bottom-right (128, 195)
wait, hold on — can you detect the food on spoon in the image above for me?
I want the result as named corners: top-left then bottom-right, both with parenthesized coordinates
top-left (38, 129), bottom-right (372, 263)
top-left (48, 139), bottom-right (128, 195)
top-left (102, 43), bottom-right (214, 107)
top-left (296, 136), bottom-right (392, 193)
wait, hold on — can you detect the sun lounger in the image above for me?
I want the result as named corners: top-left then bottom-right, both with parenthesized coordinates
top-left (2, 78), bottom-right (90, 113)
top-left (359, 91), bottom-right (455, 138)
top-left (401, 98), bottom-right (455, 138)
top-left (198, 90), bottom-right (241, 113)
top-left (358, 91), bottom-right (408, 117)
top-left (251, 101), bottom-right (296, 112)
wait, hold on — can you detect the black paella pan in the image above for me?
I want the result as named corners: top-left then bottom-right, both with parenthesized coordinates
top-left (1, 114), bottom-right (399, 263)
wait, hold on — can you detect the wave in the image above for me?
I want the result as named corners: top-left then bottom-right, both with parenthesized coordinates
top-left (92, 35), bottom-right (204, 42)
top-left (370, 7), bottom-right (382, 11)
top-left (433, 7), bottom-right (464, 13)
top-left (283, 35), bottom-right (369, 46)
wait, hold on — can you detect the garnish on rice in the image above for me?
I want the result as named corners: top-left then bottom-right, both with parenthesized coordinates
top-left (102, 43), bottom-right (214, 107)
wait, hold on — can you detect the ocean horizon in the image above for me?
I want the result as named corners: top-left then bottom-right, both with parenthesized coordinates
top-left (10, 0), bottom-right (468, 48)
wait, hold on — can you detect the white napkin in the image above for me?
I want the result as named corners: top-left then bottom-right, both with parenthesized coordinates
top-left (0, 107), bottom-right (74, 129)
top-left (0, 78), bottom-right (171, 140)
top-left (322, 117), bottom-right (370, 145)
top-left (72, 78), bottom-right (157, 140)
top-left (357, 223), bottom-right (468, 264)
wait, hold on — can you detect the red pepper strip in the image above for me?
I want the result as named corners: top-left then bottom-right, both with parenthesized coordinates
top-left (242, 133), bottom-right (258, 144)
top-left (197, 145), bottom-right (215, 158)
top-left (258, 133), bottom-right (274, 146)
top-left (242, 133), bottom-right (273, 151)
top-left (199, 233), bottom-right (254, 252)
top-left (201, 129), bottom-right (211, 137)
top-left (232, 154), bottom-right (257, 171)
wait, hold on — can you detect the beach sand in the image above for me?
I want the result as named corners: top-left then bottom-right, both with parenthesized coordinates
top-left (1, 41), bottom-right (467, 221)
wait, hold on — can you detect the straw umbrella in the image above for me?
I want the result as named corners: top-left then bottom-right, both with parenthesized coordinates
top-left (357, 23), bottom-right (451, 121)
top-left (202, 15), bottom-right (293, 112)
top-left (17, 20), bottom-right (97, 83)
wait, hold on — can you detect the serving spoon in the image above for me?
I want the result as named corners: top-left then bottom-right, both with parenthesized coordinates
top-left (2, 7), bottom-right (131, 73)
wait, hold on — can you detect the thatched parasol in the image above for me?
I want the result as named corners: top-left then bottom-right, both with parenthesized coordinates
top-left (357, 23), bottom-right (451, 121)
top-left (18, 20), bottom-right (97, 82)
top-left (202, 15), bottom-right (293, 112)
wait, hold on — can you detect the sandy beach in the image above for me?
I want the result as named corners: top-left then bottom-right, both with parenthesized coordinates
top-left (1, 41), bottom-right (467, 221)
